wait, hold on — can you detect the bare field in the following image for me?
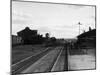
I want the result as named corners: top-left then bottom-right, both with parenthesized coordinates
top-left (68, 47), bottom-right (96, 70)
top-left (12, 45), bottom-right (47, 64)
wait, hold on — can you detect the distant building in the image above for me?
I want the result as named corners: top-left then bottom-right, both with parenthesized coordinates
top-left (17, 27), bottom-right (38, 44)
top-left (77, 29), bottom-right (96, 48)
top-left (12, 35), bottom-right (22, 46)
top-left (17, 27), bottom-right (37, 38)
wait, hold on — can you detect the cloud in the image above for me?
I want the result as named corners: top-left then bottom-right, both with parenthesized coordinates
top-left (38, 26), bottom-right (51, 33)
top-left (12, 10), bottom-right (32, 24)
top-left (12, 19), bottom-right (28, 24)
top-left (12, 10), bottom-right (32, 19)
top-left (53, 24), bottom-right (76, 29)
top-left (67, 5), bottom-right (85, 9)
top-left (90, 16), bottom-right (96, 20)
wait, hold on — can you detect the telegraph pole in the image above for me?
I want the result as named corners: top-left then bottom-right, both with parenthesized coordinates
top-left (78, 22), bottom-right (82, 35)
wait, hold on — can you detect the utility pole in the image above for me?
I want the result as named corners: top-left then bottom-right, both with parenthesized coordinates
top-left (78, 22), bottom-right (82, 35)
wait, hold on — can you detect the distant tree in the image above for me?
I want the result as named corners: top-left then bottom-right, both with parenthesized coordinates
top-left (83, 30), bottom-right (85, 33)
top-left (51, 37), bottom-right (56, 42)
top-left (45, 33), bottom-right (50, 39)
top-left (25, 27), bottom-right (30, 30)
top-left (89, 26), bottom-right (92, 31)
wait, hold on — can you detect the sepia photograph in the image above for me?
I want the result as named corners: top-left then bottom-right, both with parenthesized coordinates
top-left (11, 0), bottom-right (96, 75)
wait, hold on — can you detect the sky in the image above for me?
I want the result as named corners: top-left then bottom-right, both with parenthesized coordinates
top-left (12, 1), bottom-right (96, 38)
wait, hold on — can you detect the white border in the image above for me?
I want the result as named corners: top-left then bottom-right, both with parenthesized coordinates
top-left (0, 0), bottom-right (100, 75)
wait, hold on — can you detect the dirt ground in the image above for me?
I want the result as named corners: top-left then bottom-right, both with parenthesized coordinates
top-left (12, 45), bottom-right (46, 64)
top-left (68, 48), bottom-right (96, 70)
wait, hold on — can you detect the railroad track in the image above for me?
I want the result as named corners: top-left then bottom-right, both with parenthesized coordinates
top-left (12, 46), bottom-right (68, 75)
top-left (50, 46), bottom-right (68, 72)
top-left (12, 47), bottom-right (55, 75)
